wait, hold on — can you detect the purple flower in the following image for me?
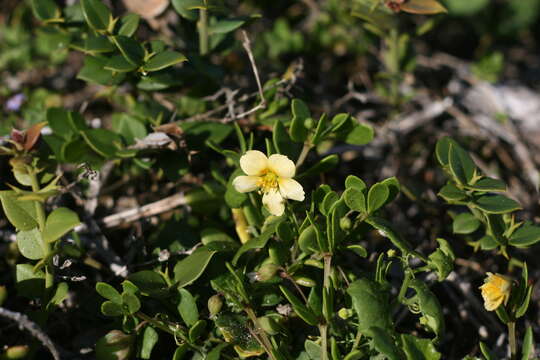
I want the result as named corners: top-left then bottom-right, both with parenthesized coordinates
top-left (5, 94), bottom-right (25, 112)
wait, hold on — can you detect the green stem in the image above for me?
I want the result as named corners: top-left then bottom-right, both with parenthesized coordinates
top-left (508, 321), bottom-right (516, 360)
top-left (397, 270), bottom-right (412, 303)
top-left (29, 170), bottom-right (53, 303)
top-left (245, 307), bottom-right (279, 360)
top-left (295, 142), bottom-right (312, 170)
top-left (320, 255), bottom-right (332, 360)
top-left (197, 7), bottom-right (209, 55)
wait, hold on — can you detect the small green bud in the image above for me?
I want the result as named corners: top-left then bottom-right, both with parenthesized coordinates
top-left (4, 345), bottom-right (29, 359)
top-left (387, 249), bottom-right (397, 258)
top-left (339, 217), bottom-right (352, 231)
top-left (256, 263), bottom-right (280, 282)
top-left (208, 295), bottom-right (223, 317)
top-left (0, 286), bottom-right (7, 306)
top-left (338, 308), bottom-right (353, 320)
top-left (304, 118), bottom-right (314, 129)
top-left (257, 316), bottom-right (281, 335)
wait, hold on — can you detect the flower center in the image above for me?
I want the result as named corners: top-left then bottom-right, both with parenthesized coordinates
top-left (259, 171), bottom-right (279, 193)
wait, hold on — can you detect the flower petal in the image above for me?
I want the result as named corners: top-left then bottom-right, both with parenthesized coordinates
top-left (233, 176), bottom-right (260, 193)
top-left (240, 150), bottom-right (268, 176)
top-left (268, 154), bottom-right (295, 178)
top-left (279, 178), bottom-right (305, 201)
top-left (262, 189), bottom-right (285, 216)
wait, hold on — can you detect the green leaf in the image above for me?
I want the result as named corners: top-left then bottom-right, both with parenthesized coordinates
top-left (42, 207), bottom-right (80, 243)
top-left (400, 334), bottom-right (441, 360)
top-left (509, 224), bottom-right (540, 248)
top-left (77, 56), bottom-right (127, 86)
top-left (305, 340), bottom-right (322, 360)
top-left (15, 264), bottom-right (45, 299)
top-left (347, 278), bottom-right (393, 333)
top-left (343, 187), bottom-right (366, 213)
top-left (127, 270), bottom-right (169, 297)
top-left (208, 19), bottom-right (246, 34)
top-left (474, 195), bottom-right (521, 214)
top-left (83, 35), bottom-right (115, 54)
top-left (171, 0), bottom-right (199, 21)
top-left (96, 282), bottom-right (122, 304)
top-left (320, 191), bottom-right (339, 216)
top-left (435, 136), bottom-right (453, 166)
top-left (17, 228), bottom-right (45, 260)
top-left (381, 177), bottom-right (400, 205)
top-left (279, 285), bottom-right (319, 326)
top-left (345, 175), bottom-right (366, 191)
top-left (366, 217), bottom-right (413, 255)
top-left (452, 213), bottom-right (480, 234)
top-left (427, 238), bottom-right (455, 281)
top-left (438, 183), bottom-right (467, 202)
top-left (273, 119), bottom-right (299, 159)
top-left (188, 320), bottom-right (206, 342)
top-left (143, 51), bottom-right (187, 72)
top-left (174, 246), bottom-right (217, 288)
top-left (81, 0), bottom-right (111, 31)
top-left (31, 0), bottom-right (61, 21)
top-left (345, 123), bottom-right (374, 145)
top-left (0, 191), bottom-right (38, 231)
top-left (233, 216), bottom-right (283, 264)
top-left (122, 292), bottom-right (141, 314)
top-left (368, 327), bottom-right (402, 360)
top-left (290, 99), bottom-right (310, 142)
top-left (80, 129), bottom-right (122, 158)
top-left (104, 55), bottom-right (139, 72)
top-left (178, 288), bottom-right (199, 326)
top-left (140, 326), bottom-right (159, 359)
top-left (479, 342), bottom-right (495, 360)
top-left (118, 13), bottom-right (140, 37)
top-left (298, 224), bottom-right (322, 254)
top-left (448, 143), bottom-right (476, 185)
top-left (298, 155), bottom-right (339, 179)
top-left (407, 280), bottom-right (445, 341)
top-left (112, 36), bottom-right (145, 65)
top-left (48, 282), bottom-right (69, 309)
top-left (521, 326), bottom-right (533, 360)
top-left (465, 177), bottom-right (506, 192)
top-left (101, 300), bottom-right (124, 316)
top-left (367, 183), bottom-right (389, 214)
top-left (111, 114), bottom-right (147, 145)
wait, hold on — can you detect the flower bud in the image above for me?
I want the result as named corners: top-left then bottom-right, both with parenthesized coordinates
top-left (4, 345), bottom-right (29, 359)
top-left (256, 263), bottom-right (280, 282)
top-left (338, 308), bottom-right (353, 320)
top-left (208, 295), bottom-right (223, 317)
top-left (95, 330), bottom-right (135, 360)
top-left (339, 217), bottom-right (352, 231)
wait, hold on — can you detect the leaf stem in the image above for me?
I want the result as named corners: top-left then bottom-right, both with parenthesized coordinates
top-left (295, 142), bottom-right (312, 170)
top-left (244, 307), bottom-right (279, 360)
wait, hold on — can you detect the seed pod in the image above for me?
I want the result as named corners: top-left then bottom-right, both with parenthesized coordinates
top-left (256, 263), bottom-right (280, 282)
top-left (208, 295), bottom-right (223, 317)
top-left (293, 276), bottom-right (316, 287)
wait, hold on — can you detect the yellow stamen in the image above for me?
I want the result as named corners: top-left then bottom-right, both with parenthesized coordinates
top-left (259, 171), bottom-right (279, 193)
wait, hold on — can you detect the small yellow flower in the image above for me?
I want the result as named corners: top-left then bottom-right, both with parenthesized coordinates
top-left (479, 272), bottom-right (512, 311)
top-left (232, 150), bottom-right (305, 216)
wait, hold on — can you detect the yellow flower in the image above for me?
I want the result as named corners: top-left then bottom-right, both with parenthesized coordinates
top-left (232, 150), bottom-right (305, 216)
top-left (479, 272), bottom-right (512, 311)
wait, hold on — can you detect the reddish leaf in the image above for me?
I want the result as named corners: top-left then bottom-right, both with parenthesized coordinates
top-left (400, 0), bottom-right (447, 14)
top-left (23, 122), bottom-right (47, 151)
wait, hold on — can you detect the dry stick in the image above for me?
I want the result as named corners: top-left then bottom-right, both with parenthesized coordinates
top-left (241, 30), bottom-right (266, 110)
top-left (0, 307), bottom-right (60, 360)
